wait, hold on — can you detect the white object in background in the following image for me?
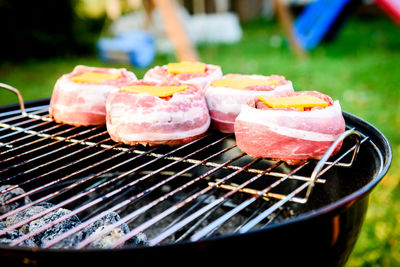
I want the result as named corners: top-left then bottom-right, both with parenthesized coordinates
top-left (109, 6), bottom-right (242, 54)
top-left (189, 12), bottom-right (242, 44)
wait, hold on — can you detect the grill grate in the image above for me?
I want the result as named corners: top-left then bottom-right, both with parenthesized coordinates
top-left (0, 85), bottom-right (366, 249)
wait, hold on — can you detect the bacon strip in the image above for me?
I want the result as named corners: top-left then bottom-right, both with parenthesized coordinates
top-left (49, 65), bottom-right (137, 126)
top-left (143, 63), bottom-right (223, 91)
top-left (205, 74), bottom-right (294, 133)
top-left (234, 91), bottom-right (345, 165)
top-left (106, 81), bottom-right (210, 146)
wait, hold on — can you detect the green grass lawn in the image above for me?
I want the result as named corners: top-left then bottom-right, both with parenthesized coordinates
top-left (0, 15), bottom-right (399, 266)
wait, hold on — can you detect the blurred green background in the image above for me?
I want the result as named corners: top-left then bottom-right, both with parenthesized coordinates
top-left (0, 0), bottom-right (399, 266)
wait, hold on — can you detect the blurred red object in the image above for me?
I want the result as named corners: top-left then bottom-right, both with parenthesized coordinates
top-left (376, 0), bottom-right (400, 27)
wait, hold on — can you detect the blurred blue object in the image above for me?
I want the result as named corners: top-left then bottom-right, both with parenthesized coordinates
top-left (97, 31), bottom-right (156, 68)
top-left (293, 0), bottom-right (352, 51)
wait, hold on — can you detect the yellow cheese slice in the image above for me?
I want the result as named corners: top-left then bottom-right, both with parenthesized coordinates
top-left (121, 85), bottom-right (189, 97)
top-left (212, 77), bottom-right (277, 90)
top-left (71, 72), bottom-right (121, 83)
top-left (167, 61), bottom-right (206, 74)
top-left (259, 95), bottom-right (328, 111)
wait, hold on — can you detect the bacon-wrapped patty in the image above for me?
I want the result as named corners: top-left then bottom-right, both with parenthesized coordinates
top-left (106, 81), bottom-right (210, 146)
top-left (143, 61), bottom-right (223, 91)
top-left (49, 65), bottom-right (137, 126)
top-left (204, 74), bottom-right (294, 133)
top-left (234, 91), bottom-right (346, 165)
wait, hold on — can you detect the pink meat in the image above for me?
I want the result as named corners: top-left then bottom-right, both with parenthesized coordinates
top-left (49, 65), bottom-right (137, 126)
top-left (143, 63), bottom-right (223, 91)
top-left (205, 74), bottom-right (294, 133)
top-left (234, 91), bottom-right (346, 165)
top-left (106, 81), bottom-right (210, 146)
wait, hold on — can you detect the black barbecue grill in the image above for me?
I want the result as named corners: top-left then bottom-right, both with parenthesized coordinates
top-left (0, 84), bottom-right (392, 266)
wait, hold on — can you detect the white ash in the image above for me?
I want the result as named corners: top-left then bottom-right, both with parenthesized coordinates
top-left (83, 212), bottom-right (126, 238)
top-left (0, 185), bottom-right (31, 215)
top-left (89, 225), bottom-right (126, 248)
top-left (0, 221), bottom-right (36, 247)
top-left (28, 207), bottom-right (82, 247)
top-left (0, 184), bottom-right (148, 249)
top-left (1, 203), bottom-right (147, 248)
top-left (5, 205), bottom-right (48, 234)
top-left (83, 212), bottom-right (147, 248)
top-left (46, 212), bottom-right (144, 249)
top-left (3, 200), bottom-right (83, 248)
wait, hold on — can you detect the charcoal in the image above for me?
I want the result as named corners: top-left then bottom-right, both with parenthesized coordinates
top-left (5, 205), bottom-right (48, 234)
top-left (83, 212), bottom-right (147, 248)
top-left (28, 208), bottom-right (82, 247)
top-left (35, 201), bottom-right (55, 209)
top-left (89, 225), bottom-right (126, 248)
top-left (83, 212), bottom-right (128, 237)
top-left (0, 221), bottom-right (36, 247)
top-left (127, 232), bottom-right (147, 246)
top-left (1, 192), bottom-right (147, 249)
top-left (0, 185), bottom-right (31, 215)
top-left (48, 230), bottom-right (84, 249)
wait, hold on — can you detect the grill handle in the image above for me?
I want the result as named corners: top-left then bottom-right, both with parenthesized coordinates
top-left (0, 83), bottom-right (26, 116)
top-left (306, 128), bottom-right (361, 199)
